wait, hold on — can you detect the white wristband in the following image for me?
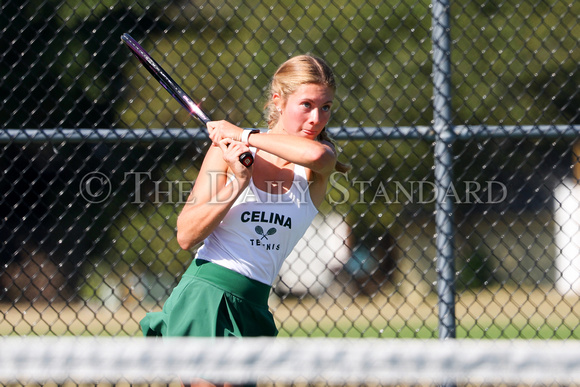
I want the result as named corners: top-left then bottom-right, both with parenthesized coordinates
top-left (241, 129), bottom-right (259, 145)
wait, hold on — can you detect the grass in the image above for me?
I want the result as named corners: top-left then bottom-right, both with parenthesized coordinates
top-left (2, 284), bottom-right (580, 339)
top-left (272, 283), bottom-right (580, 339)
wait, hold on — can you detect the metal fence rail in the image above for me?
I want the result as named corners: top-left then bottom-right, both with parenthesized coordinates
top-left (2, 0), bottom-right (580, 340)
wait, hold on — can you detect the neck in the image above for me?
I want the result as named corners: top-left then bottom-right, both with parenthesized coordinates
top-left (270, 122), bottom-right (287, 135)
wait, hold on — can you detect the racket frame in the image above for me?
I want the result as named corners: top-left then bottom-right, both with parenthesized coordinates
top-left (121, 33), bottom-right (253, 167)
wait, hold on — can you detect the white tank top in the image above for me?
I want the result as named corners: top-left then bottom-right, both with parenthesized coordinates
top-left (195, 163), bottom-right (319, 285)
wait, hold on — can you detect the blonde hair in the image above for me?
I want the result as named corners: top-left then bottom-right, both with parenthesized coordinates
top-left (264, 55), bottom-right (350, 173)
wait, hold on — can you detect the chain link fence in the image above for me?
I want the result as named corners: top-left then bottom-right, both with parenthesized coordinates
top-left (2, 0), bottom-right (580, 340)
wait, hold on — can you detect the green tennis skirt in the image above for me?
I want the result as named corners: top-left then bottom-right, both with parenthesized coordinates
top-left (140, 259), bottom-right (278, 337)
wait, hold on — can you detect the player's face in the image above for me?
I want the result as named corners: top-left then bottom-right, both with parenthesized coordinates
top-left (278, 83), bottom-right (334, 140)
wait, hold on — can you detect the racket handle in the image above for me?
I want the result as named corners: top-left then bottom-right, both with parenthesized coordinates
top-left (239, 151), bottom-right (254, 167)
top-left (200, 117), bottom-right (253, 167)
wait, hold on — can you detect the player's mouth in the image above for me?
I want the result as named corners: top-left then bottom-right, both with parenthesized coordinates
top-left (302, 128), bottom-right (319, 137)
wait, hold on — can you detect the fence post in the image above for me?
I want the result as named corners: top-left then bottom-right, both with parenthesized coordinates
top-left (431, 0), bottom-right (457, 339)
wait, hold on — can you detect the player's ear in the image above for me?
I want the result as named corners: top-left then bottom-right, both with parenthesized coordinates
top-left (272, 92), bottom-right (282, 110)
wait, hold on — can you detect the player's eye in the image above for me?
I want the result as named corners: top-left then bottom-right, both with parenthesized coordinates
top-left (321, 105), bottom-right (331, 112)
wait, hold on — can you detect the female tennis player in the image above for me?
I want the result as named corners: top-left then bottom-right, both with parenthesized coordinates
top-left (140, 54), bottom-right (349, 386)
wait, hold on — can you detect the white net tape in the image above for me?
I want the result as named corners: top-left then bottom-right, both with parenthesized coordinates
top-left (2, 337), bottom-right (580, 385)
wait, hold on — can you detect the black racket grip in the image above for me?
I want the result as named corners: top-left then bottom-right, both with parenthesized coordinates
top-left (172, 92), bottom-right (253, 167)
top-left (198, 116), bottom-right (253, 167)
top-left (239, 151), bottom-right (254, 167)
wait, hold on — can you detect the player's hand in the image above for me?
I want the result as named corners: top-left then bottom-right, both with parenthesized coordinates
top-left (217, 139), bottom-right (253, 179)
top-left (207, 120), bottom-right (243, 146)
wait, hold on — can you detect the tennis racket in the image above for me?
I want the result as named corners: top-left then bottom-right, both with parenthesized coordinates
top-left (121, 33), bottom-right (254, 168)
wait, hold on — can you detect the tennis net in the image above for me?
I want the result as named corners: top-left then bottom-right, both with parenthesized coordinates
top-left (2, 336), bottom-right (580, 386)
